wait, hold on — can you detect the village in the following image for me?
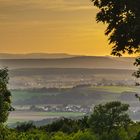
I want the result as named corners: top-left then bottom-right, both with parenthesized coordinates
top-left (14, 104), bottom-right (93, 114)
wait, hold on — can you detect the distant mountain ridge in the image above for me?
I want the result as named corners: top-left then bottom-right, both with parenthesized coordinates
top-left (0, 55), bottom-right (136, 69)
top-left (0, 53), bottom-right (77, 59)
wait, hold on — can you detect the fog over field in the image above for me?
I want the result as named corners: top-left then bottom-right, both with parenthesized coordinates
top-left (0, 54), bottom-right (135, 69)
top-left (0, 54), bottom-right (137, 89)
top-left (0, 54), bottom-right (139, 126)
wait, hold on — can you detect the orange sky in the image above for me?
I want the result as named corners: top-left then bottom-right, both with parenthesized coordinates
top-left (0, 0), bottom-right (114, 56)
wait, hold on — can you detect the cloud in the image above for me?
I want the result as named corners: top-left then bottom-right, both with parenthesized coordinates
top-left (0, 0), bottom-right (106, 55)
top-left (0, 0), bottom-right (94, 12)
top-left (0, 0), bottom-right (96, 23)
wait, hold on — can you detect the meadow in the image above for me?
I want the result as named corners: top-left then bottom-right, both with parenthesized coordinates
top-left (7, 111), bottom-right (84, 126)
top-left (8, 86), bottom-right (140, 127)
top-left (11, 86), bottom-right (140, 105)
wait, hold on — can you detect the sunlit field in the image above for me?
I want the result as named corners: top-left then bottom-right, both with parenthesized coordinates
top-left (7, 111), bottom-right (84, 126)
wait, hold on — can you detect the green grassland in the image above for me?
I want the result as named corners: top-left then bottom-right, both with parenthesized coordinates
top-left (8, 86), bottom-right (140, 127)
top-left (93, 86), bottom-right (140, 93)
top-left (11, 86), bottom-right (140, 105)
top-left (7, 111), bottom-right (84, 126)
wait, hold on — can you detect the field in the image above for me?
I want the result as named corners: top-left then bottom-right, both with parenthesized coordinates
top-left (93, 86), bottom-right (140, 93)
top-left (11, 86), bottom-right (140, 105)
top-left (8, 86), bottom-right (140, 127)
top-left (7, 111), bottom-right (84, 126)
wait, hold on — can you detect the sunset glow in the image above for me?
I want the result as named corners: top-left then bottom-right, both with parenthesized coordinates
top-left (0, 0), bottom-right (113, 56)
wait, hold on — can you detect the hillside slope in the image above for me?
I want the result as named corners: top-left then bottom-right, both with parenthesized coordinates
top-left (0, 56), bottom-right (135, 69)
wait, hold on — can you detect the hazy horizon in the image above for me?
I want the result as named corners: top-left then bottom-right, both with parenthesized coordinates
top-left (0, 52), bottom-right (136, 57)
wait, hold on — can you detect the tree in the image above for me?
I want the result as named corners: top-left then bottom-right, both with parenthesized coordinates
top-left (88, 101), bottom-right (132, 134)
top-left (0, 68), bottom-right (11, 123)
top-left (92, 0), bottom-right (140, 56)
top-left (73, 131), bottom-right (96, 140)
top-left (16, 122), bottom-right (36, 132)
top-left (92, 0), bottom-right (140, 86)
top-left (99, 129), bottom-right (129, 140)
top-left (135, 132), bottom-right (140, 140)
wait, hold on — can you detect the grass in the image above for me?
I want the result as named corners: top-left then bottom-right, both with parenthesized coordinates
top-left (11, 86), bottom-right (140, 105)
top-left (93, 86), bottom-right (140, 93)
top-left (9, 86), bottom-right (140, 126)
top-left (11, 90), bottom-right (61, 103)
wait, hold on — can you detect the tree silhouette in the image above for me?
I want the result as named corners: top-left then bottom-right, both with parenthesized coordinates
top-left (0, 68), bottom-right (11, 123)
top-left (88, 101), bottom-right (132, 134)
top-left (92, 0), bottom-right (140, 86)
top-left (92, 0), bottom-right (140, 56)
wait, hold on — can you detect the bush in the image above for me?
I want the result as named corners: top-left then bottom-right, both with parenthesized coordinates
top-left (51, 132), bottom-right (72, 140)
top-left (16, 122), bottom-right (36, 132)
top-left (40, 118), bottom-right (85, 134)
top-left (0, 125), bottom-right (50, 140)
top-left (99, 129), bottom-right (129, 140)
top-left (73, 131), bottom-right (97, 140)
top-left (134, 132), bottom-right (140, 140)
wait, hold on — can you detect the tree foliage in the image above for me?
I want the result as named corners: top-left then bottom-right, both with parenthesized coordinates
top-left (88, 101), bottom-right (132, 134)
top-left (1, 101), bottom-right (140, 140)
top-left (16, 122), bottom-right (36, 132)
top-left (92, 0), bottom-right (140, 56)
top-left (0, 68), bottom-right (11, 123)
top-left (40, 117), bottom-right (89, 134)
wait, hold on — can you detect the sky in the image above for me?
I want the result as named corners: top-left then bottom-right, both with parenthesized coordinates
top-left (0, 0), bottom-right (112, 56)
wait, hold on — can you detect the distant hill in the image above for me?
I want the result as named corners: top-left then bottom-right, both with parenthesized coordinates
top-left (0, 53), bottom-right (76, 59)
top-left (9, 68), bottom-right (134, 77)
top-left (0, 56), bottom-right (136, 69)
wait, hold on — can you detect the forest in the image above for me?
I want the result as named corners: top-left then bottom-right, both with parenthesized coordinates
top-left (1, 101), bottom-right (140, 140)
